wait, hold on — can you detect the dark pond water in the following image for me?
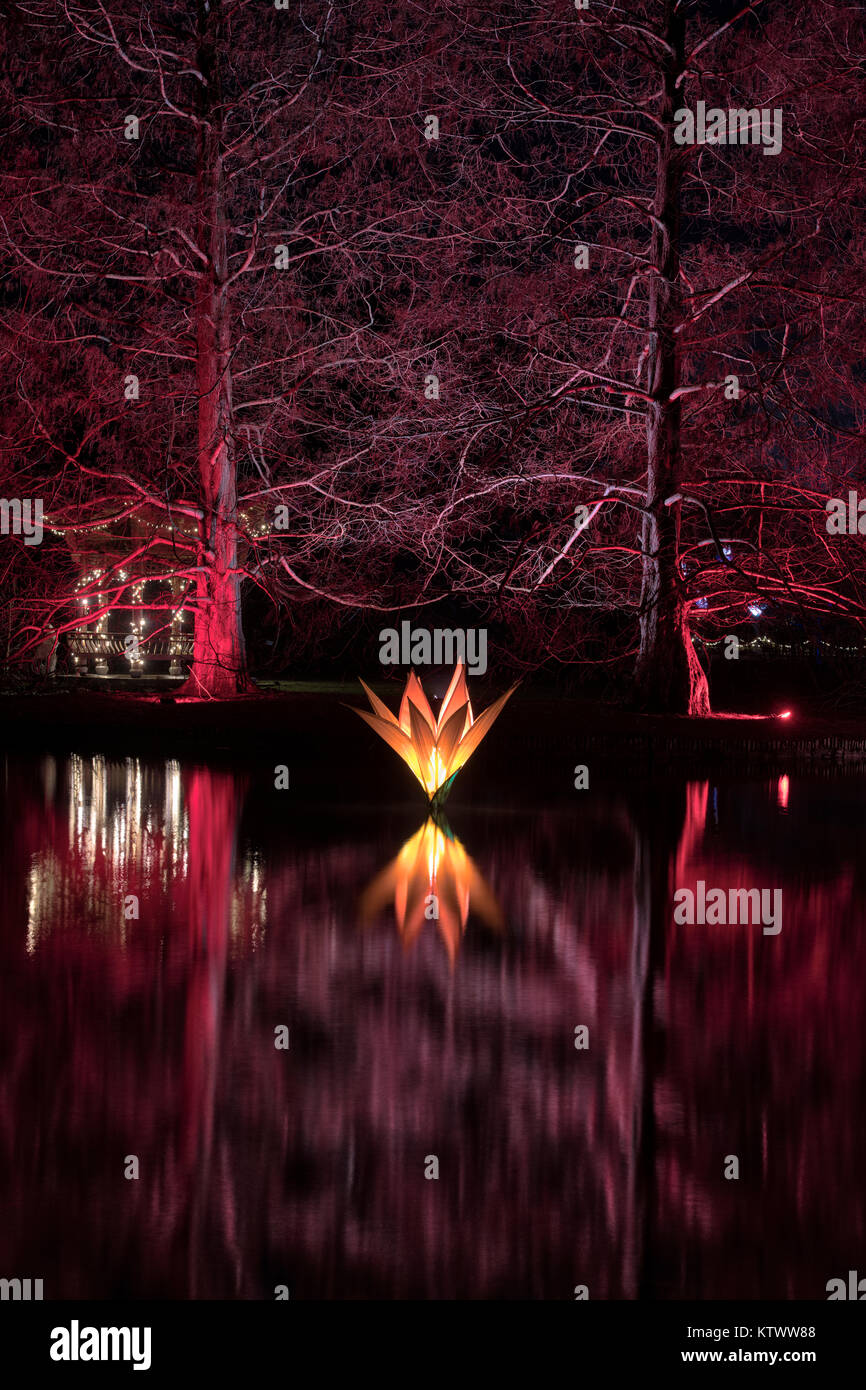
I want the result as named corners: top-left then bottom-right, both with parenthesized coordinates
top-left (0, 752), bottom-right (864, 1299)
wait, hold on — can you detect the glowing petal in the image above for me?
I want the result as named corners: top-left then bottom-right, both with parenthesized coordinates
top-left (351, 665), bottom-right (517, 804)
top-left (448, 684), bottom-right (518, 778)
top-left (436, 702), bottom-right (469, 778)
top-left (438, 662), bottom-right (471, 730)
top-left (399, 670), bottom-right (436, 736)
top-left (407, 701), bottom-right (438, 792)
top-left (358, 677), bottom-right (400, 728)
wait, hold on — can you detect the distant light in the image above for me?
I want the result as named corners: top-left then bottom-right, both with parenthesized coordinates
top-left (722, 545), bottom-right (733, 560)
top-left (695, 597), bottom-right (708, 609)
top-left (748, 604), bottom-right (764, 618)
top-left (778, 709), bottom-right (792, 720)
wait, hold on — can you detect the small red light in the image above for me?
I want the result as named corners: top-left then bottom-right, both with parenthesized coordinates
top-left (778, 709), bottom-right (792, 720)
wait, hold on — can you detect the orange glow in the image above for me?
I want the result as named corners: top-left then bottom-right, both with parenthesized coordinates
top-left (351, 663), bottom-right (517, 800)
top-left (359, 818), bottom-right (503, 962)
top-left (777, 774), bottom-right (790, 810)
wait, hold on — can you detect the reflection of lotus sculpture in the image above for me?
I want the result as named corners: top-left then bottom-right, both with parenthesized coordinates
top-left (360, 818), bottom-right (503, 962)
top-left (351, 662), bottom-right (517, 808)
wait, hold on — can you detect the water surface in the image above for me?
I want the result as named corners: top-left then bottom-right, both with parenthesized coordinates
top-left (0, 753), bottom-right (863, 1299)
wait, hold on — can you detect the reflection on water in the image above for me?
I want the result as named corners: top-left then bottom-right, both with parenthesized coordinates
top-left (777, 774), bottom-right (790, 812)
top-left (359, 817), bottom-right (503, 963)
top-left (0, 753), bottom-right (864, 1299)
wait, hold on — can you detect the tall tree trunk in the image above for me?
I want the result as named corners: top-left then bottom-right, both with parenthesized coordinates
top-left (633, 4), bottom-right (710, 717)
top-left (181, 0), bottom-right (248, 698)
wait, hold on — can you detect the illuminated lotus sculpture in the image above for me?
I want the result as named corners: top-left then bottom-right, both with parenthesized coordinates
top-left (351, 663), bottom-right (517, 808)
top-left (360, 817), bottom-right (503, 962)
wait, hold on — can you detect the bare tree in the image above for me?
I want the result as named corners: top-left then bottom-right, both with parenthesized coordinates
top-left (402, 0), bottom-right (866, 709)
top-left (0, 0), bottom-right (445, 692)
top-left (1, 1), bottom-right (864, 708)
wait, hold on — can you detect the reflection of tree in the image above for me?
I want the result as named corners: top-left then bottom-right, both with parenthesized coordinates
top-left (655, 776), bottom-right (866, 1298)
top-left (0, 755), bottom-right (263, 1296)
top-left (625, 780), bottom-right (692, 1300)
top-left (0, 761), bottom-right (864, 1298)
top-left (179, 768), bottom-right (248, 1291)
top-left (0, 770), bottom-right (646, 1297)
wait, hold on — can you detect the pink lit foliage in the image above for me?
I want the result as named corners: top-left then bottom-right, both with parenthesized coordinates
top-left (0, 2), bottom-right (864, 707)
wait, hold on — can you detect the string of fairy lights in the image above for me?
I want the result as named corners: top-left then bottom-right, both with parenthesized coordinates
top-left (57, 505), bottom-right (270, 675)
top-left (70, 563), bottom-right (192, 675)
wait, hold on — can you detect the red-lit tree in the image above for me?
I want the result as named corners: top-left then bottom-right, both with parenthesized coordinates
top-left (1, 1), bottom-right (864, 708)
top-left (0, 0), bottom-right (445, 693)
top-left (403, 0), bottom-right (866, 710)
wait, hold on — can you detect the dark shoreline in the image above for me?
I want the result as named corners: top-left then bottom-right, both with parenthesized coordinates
top-left (3, 689), bottom-right (866, 798)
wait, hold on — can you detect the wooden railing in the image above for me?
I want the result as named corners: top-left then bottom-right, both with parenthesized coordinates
top-left (69, 636), bottom-right (193, 659)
